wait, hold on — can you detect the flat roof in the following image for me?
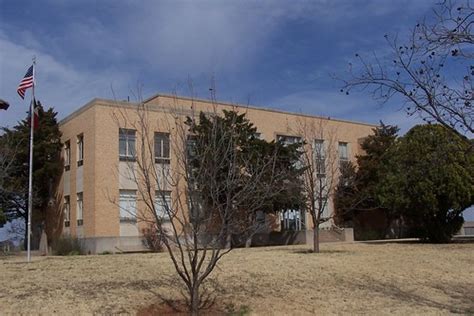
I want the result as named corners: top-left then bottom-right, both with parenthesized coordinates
top-left (60, 92), bottom-right (379, 128)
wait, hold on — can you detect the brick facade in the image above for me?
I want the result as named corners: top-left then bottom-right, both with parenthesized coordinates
top-left (59, 94), bottom-right (375, 253)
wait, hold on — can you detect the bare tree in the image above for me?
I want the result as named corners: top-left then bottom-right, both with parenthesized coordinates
top-left (418, 0), bottom-right (473, 58)
top-left (0, 131), bottom-right (20, 193)
top-left (0, 131), bottom-right (22, 227)
top-left (294, 118), bottom-right (340, 253)
top-left (110, 91), bottom-right (287, 314)
top-left (339, 0), bottom-right (473, 137)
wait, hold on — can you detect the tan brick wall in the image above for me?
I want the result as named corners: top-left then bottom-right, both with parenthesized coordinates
top-left (92, 105), bottom-right (120, 237)
top-left (60, 104), bottom-right (96, 237)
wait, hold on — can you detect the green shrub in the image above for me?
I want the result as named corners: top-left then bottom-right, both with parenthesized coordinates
top-left (52, 236), bottom-right (85, 256)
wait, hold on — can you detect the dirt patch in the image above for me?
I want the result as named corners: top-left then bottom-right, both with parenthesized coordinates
top-left (136, 300), bottom-right (229, 316)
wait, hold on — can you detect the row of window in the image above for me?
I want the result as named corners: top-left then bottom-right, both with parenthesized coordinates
top-left (119, 190), bottom-right (172, 221)
top-left (277, 134), bottom-right (349, 176)
top-left (63, 191), bottom-right (324, 231)
top-left (277, 134), bottom-right (349, 159)
top-left (63, 191), bottom-right (171, 226)
top-left (119, 129), bottom-right (170, 163)
top-left (64, 130), bottom-right (349, 169)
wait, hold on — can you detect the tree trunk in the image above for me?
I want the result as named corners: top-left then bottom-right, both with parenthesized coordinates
top-left (225, 233), bottom-right (232, 249)
top-left (39, 228), bottom-right (48, 255)
top-left (190, 285), bottom-right (200, 316)
top-left (313, 226), bottom-right (320, 253)
top-left (23, 214), bottom-right (28, 251)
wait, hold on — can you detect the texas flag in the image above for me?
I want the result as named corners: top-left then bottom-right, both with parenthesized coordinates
top-left (30, 99), bottom-right (40, 130)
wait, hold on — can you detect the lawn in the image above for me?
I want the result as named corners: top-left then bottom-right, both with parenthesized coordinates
top-left (1, 242), bottom-right (473, 315)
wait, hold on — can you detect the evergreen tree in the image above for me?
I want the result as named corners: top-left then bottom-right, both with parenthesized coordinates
top-left (0, 101), bottom-right (62, 247)
top-left (380, 124), bottom-right (474, 242)
top-left (186, 110), bottom-right (304, 242)
top-left (334, 122), bottom-right (400, 235)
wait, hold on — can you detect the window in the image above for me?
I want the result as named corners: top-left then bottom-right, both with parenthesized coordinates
top-left (281, 209), bottom-right (305, 231)
top-left (277, 135), bottom-right (302, 145)
top-left (77, 134), bottom-right (84, 166)
top-left (314, 139), bottom-right (325, 176)
top-left (338, 142), bottom-right (349, 161)
top-left (277, 135), bottom-right (303, 169)
top-left (338, 142), bottom-right (349, 170)
top-left (77, 193), bottom-right (83, 226)
top-left (256, 210), bottom-right (266, 225)
top-left (64, 196), bottom-right (70, 227)
top-left (119, 129), bottom-right (136, 160)
top-left (186, 136), bottom-right (199, 189)
top-left (188, 191), bottom-right (204, 222)
top-left (119, 190), bottom-right (137, 222)
top-left (316, 197), bottom-right (330, 220)
top-left (154, 191), bottom-right (172, 220)
top-left (154, 132), bottom-right (170, 163)
top-left (64, 141), bottom-right (71, 171)
top-left (314, 139), bottom-right (325, 158)
top-left (186, 135), bottom-right (197, 159)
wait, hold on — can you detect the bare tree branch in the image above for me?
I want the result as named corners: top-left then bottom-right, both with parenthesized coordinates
top-left (338, 0), bottom-right (473, 137)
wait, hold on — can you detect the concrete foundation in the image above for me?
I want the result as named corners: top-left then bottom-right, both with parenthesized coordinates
top-left (80, 227), bottom-right (354, 253)
top-left (81, 236), bottom-right (146, 254)
top-left (239, 228), bottom-right (354, 248)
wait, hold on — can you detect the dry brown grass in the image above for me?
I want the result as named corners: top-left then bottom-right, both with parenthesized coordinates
top-left (1, 242), bottom-right (473, 315)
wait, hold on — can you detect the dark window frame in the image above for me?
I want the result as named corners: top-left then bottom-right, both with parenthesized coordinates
top-left (119, 128), bottom-right (137, 161)
top-left (154, 132), bottom-right (171, 164)
top-left (64, 140), bottom-right (71, 171)
top-left (76, 192), bottom-right (84, 226)
top-left (77, 134), bottom-right (84, 167)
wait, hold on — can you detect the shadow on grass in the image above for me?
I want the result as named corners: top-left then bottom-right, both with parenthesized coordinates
top-left (135, 276), bottom-right (231, 315)
top-left (358, 239), bottom-right (421, 245)
top-left (359, 237), bottom-right (474, 245)
top-left (292, 249), bottom-right (352, 254)
top-left (344, 277), bottom-right (474, 314)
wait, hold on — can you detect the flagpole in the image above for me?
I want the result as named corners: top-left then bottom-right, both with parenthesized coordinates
top-left (26, 57), bottom-right (36, 262)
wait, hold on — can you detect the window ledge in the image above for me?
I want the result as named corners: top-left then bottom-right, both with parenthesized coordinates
top-left (155, 158), bottom-right (171, 164)
top-left (119, 156), bottom-right (137, 162)
top-left (120, 218), bottom-right (137, 223)
top-left (77, 160), bottom-right (83, 167)
top-left (77, 219), bottom-right (83, 226)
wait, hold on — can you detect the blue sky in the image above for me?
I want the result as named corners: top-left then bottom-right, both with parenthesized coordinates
top-left (0, 0), bottom-right (435, 130)
top-left (0, 0), bottom-right (472, 224)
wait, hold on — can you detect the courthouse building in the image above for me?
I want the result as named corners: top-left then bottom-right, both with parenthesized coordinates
top-left (59, 93), bottom-right (376, 253)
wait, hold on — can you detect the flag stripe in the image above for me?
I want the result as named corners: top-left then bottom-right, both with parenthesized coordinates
top-left (17, 65), bottom-right (34, 99)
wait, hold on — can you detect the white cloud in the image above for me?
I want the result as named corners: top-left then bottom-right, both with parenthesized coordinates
top-left (118, 2), bottom-right (278, 75)
top-left (0, 0), bottom-right (435, 127)
top-left (270, 89), bottom-right (424, 133)
top-left (0, 33), bottom-right (130, 127)
top-left (271, 90), bottom-right (371, 119)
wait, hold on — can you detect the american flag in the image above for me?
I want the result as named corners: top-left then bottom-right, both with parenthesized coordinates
top-left (17, 65), bottom-right (34, 99)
